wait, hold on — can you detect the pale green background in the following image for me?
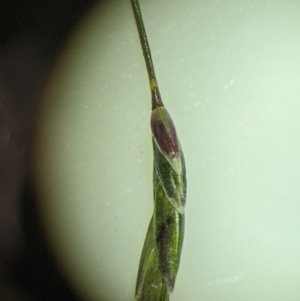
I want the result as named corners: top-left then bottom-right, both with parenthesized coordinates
top-left (35, 0), bottom-right (300, 300)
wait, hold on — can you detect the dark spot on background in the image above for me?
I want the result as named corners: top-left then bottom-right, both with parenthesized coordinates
top-left (0, 1), bottom-right (106, 300)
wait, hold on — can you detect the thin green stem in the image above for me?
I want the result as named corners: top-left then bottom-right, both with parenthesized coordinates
top-left (130, 0), bottom-right (164, 110)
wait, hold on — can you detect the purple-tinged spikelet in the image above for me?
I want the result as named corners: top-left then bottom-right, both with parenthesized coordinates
top-left (151, 107), bottom-right (186, 213)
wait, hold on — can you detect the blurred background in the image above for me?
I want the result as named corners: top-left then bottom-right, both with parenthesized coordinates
top-left (0, 1), bottom-right (103, 299)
